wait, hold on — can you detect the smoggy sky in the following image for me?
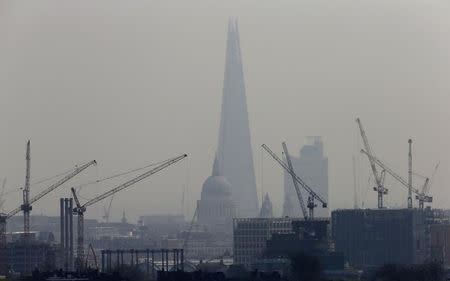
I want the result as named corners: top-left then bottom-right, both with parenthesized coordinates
top-left (1, 0), bottom-right (449, 222)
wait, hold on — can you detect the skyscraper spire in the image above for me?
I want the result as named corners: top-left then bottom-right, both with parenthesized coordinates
top-left (217, 18), bottom-right (258, 217)
top-left (259, 193), bottom-right (274, 218)
top-left (212, 153), bottom-right (222, 177)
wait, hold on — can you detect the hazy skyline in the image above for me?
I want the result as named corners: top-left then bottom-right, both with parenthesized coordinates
top-left (1, 0), bottom-right (449, 221)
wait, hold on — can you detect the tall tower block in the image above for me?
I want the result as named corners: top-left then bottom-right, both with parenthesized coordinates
top-left (217, 19), bottom-right (258, 217)
top-left (283, 137), bottom-right (329, 218)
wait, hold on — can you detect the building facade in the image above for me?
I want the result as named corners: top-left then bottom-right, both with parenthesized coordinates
top-left (430, 224), bottom-right (450, 266)
top-left (0, 241), bottom-right (58, 275)
top-left (283, 137), bottom-right (329, 218)
top-left (233, 217), bottom-right (295, 268)
top-left (217, 19), bottom-right (258, 218)
top-left (181, 230), bottom-right (232, 260)
top-left (332, 208), bottom-right (428, 269)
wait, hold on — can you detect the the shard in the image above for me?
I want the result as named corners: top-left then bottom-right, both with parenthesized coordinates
top-left (217, 19), bottom-right (258, 218)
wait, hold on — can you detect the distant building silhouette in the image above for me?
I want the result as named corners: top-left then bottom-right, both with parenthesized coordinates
top-left (283, 137), bottom-right (329, 218)
top-left (217, 19), bottom-right (258, 217)
top-left (259, 194), bottom-right (273, 218)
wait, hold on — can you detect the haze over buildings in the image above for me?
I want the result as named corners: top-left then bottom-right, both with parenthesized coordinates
top-left (0, 1), bottom-right (449, 219)
top-left (1, 1), bottom-right (450, 279)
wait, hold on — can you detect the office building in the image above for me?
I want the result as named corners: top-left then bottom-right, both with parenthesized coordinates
top-left (283, 137), bottom-right (328, 218)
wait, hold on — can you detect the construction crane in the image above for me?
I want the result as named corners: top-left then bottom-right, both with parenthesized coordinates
top-left (23, 140), bottom-right (31, 238)
top-left (85, 243), bottom-right (98, 270)
top-left (0, 160), bottom-right (97, 248)
top-left (360, 149), bottom-right (432, 208)
top-left (416, 178), bottom-right (431, 209)
top-left (71, 153), bottom-right (187, 271)
top-left (408, 139), bottom-right (413, 208)
top-left (281, 142), bottom-right (308, 220)
top-left (261, 144), bottom-right (327, 219)
top-left (76, 160), bottom-right (167, 221)
top-left (415, 162), bottom-right (439, 209)
top-left (356, 118), bottom-right (387, 209)
top-left (182, 204), bottom-right (198, 256)
top-left (102, 196), bottom-right (114, 223)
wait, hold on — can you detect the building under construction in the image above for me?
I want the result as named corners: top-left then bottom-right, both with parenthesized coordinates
top-left (332, 208), bottom-right (429, 269)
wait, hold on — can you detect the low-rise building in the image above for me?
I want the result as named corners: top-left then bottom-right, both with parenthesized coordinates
top-left (233, 217), bottom-right (295, 268)
top-left (0, 241), bottom-right (58, 275)
top-left (180, 230), bottom-right (232, 260)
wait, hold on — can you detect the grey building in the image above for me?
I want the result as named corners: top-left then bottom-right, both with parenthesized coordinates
top-left (217, 19), bottom-right (258, 218)
top-left (233, 217), bottom-right (295, 268)
top-left (331, 208), bottom-right (428, 268)
top-left (283, 137), bottom-right (329, 218)
top-left (259, 194), bottom-right (274, 218)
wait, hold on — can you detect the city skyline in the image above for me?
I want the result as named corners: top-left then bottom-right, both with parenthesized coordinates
top-left (0, 1), bottom-right (449, 221)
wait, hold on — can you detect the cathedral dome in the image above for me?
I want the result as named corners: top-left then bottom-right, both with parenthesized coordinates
top-left (197, 153), bottom-right (236, 234)
top-left (201, 175), bottom-right (232, 200)
top-left (201, 155), bottom-right (232, 200)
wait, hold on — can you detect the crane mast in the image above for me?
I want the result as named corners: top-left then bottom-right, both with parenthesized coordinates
top-left (408, 139), bottom-right (413, 208)
top-left (360, 149), bottom-right (432, 208)
top-left (261, 144), bottom-right (326, 219)
top-left (356, 118), bottom-right (387, 209)
top-left (22, 140), bottom-right (31, 238)
top-left (72, 153), bottom-right (187, 271)
top-left (0, 160), bottom-right (96, 249)
top-left (182, 204), bottom-right (198, 255)
top-left (282, 142), bottom-right (308, 220)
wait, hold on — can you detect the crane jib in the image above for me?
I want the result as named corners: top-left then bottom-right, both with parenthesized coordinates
top-left (6, 160), bottom-right (97, 219)
top-left (282, 142), bottom-right (308, 220)
top-left (261, 144), bottom-right (327, 206)
top-left (82, 154), bottom-right (187, 208)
